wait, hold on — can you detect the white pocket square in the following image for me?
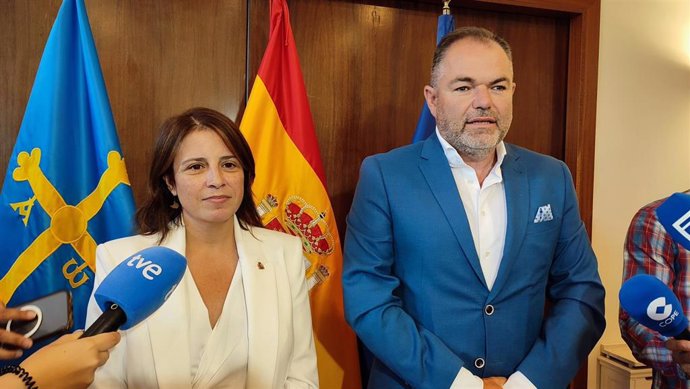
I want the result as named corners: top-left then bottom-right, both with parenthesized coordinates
top-left (534, 204), bottom-right (553, 223)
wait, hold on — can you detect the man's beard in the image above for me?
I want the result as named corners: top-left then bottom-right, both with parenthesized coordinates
top-left (437, 108), bottom-right (510, 161)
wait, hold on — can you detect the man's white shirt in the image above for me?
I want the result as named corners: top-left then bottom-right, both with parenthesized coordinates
top-left (437, 129), bottom-right (537, 389)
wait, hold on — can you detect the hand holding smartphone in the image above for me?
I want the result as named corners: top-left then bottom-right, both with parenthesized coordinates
top-left (0, 304), bottom-right (36, 359)
top-left (0, 290), bottom-right (73, 356)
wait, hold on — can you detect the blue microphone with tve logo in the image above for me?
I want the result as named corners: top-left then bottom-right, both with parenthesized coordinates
top-left (81, 246), bottom-right (187, 337)
top-left (619, 274), bottom-right (690, 340)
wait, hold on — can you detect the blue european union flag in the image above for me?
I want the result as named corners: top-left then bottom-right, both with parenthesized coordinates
top-left (0, 0), bottom-right (135, 345)
top-left (412, 13), bottom-right (456, 143)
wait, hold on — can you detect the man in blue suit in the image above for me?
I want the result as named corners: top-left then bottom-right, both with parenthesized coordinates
top-left (342, 26), bottom-right (605, 389)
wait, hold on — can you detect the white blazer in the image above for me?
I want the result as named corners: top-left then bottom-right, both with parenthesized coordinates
top-left (86, 217), bottom-right (318, 389)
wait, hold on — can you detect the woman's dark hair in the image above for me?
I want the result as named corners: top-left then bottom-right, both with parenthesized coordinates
top-left (136, 107), bottom-right (262, 242)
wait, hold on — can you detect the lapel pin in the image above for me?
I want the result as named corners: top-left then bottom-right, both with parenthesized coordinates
top-left (257, 261), bottom-right (265, 270)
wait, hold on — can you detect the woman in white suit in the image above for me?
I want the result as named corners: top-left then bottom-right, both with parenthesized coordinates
top-left (86, 107), bottom-right (318, 388)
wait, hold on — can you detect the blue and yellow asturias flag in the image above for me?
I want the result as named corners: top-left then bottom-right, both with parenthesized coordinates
top-left (412, 8), bottom-right (455, 143)
top-left (0, 0), bottom-right (135, 338)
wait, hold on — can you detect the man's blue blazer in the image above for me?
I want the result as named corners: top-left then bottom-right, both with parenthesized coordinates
top-left (342, 135), bottom-right (605, 389)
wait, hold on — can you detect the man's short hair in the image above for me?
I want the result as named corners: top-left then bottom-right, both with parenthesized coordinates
top-left (430, 26), bottom-right (513, 86)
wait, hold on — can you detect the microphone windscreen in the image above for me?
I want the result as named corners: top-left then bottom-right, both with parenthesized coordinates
top-left (657, 192), bottom-right (690, 251)
top-left (619, 274), bottom-right (688, 338)
top-left (94, 246), bottom-right (186, 330)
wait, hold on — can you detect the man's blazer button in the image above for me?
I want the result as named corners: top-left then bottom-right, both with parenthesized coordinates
top-left (474, 357), bottom-right (485, 369)
top-left (484, 304), bottom-right (495, 315)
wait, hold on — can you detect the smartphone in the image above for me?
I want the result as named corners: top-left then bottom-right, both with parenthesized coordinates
top-left (3, 290), bottom-right (73, 348)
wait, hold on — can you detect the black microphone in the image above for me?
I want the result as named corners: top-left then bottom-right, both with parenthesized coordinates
top-left (82, 303), bottom-right (127, 338)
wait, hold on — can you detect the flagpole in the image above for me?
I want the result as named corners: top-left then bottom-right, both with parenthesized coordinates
top-left (411, 1), bottom-right (455, 143)
top-left (245, 0), bottom-right (250, 104)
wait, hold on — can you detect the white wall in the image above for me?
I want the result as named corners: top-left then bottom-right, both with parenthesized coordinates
top-left (589, 0), bottom-right (690, 387)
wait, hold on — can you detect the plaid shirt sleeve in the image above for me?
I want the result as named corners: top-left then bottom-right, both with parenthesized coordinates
top-left (619, 199), bottom-right (689, 382)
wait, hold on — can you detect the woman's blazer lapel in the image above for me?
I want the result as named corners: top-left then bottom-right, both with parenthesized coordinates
top-left (145, 225), bottom-right (195, 388)
top-left (142, 219), bottom-right (283, 388)
top-left (236, 219), bottom-right (280, 388)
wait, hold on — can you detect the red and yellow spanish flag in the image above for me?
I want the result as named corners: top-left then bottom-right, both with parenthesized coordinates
top-left (239, 1), bottom-right (361, 388)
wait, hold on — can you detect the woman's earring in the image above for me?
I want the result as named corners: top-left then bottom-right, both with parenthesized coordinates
top-left (170, 196), bottom-right (180, 209)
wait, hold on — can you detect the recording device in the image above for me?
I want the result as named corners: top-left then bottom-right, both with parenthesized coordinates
top-left (1, 290), bottom-right (72, 350)
top-left (619, 274), bottom-right (690, 340)
top-left (82, 246), bottom-right (186, 337)
top-left (656, 192), bottom-right (690, 251)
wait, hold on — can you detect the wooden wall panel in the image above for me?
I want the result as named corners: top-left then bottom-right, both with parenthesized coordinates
top-left (0, 0), bottom-right (247, 207)
top-left (0, 0), bottom-right (585, 235)
top-left (284, 0), bottom-right (569, 233)
top-left (0, 0), bottom-right (61, 190)
top-left (86, 0), bottom-right (247, 206)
